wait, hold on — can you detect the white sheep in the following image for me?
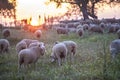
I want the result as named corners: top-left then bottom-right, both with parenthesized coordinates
top-left (50, 42), bottom-right (68, 66)
top-left (16, 40), bottom-right (27, 53)
top-left (109, 39), bottom-right (120, 59)
top-left (21, 39), bottom-right (39, 47)
top-left (28, 41), bottom-right (45, 48)
top-left (62, 40), bottom-right (77, 62)
top-left (0, 39), bottom-right (10, 53)
top-left (18, 44), bottom-right (46, 69)
top-left (76, 27), bottom-right (84, 37)
top-left (2, 29), bottom-right (10, 38)
top-left (34, 30), bottom-right (42, 38)
top-left (56, 27), bottom-right (69, 35)
top-left (82, 24), bottom-right (89, 31)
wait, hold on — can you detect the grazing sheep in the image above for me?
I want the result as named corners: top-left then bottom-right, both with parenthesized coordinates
top-left (21, 39), bottom-right (39, 47)
top-left (117, 29), bottom-right (120, 39)
top-left (82, 24), bottom-right (89, 31)
top-left (109, 39), bottom-right (120, 59)
top-left (62, 41), bottom-right (77, 62)
top-left (0, 39), bottom-right (10, 53)
top-left (56, 27), bottom-right (69, 35)
top-left (50, 42), bottom-right (68, 66)
top-left (76, 28), bottom-right (84, 37)
top-left (16, 40), bottom-right (27, 53)
top-left (18, 44), bottom-right (46, 69)
top-left (34, 30), bottom-right (42, 38)
top-left (108, 23), bottom-right (120, 33)
top-left (2, 29), bottom-right (10, 38)
top-left (68, 28), bottom-right (76, 33)
top-left (28, 41), bottom-right (45, 48)
top-left (89, 24), bottom-right (104, 33)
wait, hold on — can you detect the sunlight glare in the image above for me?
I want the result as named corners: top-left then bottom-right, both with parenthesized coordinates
top-left (30, 19), bottom-right (39, 26)
top-left (16, 0), bottom-right (71, 23)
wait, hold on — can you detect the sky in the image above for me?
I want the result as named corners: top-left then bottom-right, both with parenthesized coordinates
top-left (16, 0), bottom-right (120, 20)
top-left (16, 0), bottom-right (70, 24)
top-left (1, 0), bottom-right (120, 26)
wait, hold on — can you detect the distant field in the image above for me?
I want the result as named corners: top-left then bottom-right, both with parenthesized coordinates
top-left (0, 28), bottom-right (119, 80)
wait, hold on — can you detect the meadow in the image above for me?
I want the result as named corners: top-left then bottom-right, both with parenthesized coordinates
top-left (0, 28), bottom-right (120, 80)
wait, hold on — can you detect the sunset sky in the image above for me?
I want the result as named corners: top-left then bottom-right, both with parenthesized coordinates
top-left (1, 0), bottom-right (120, 26)
top-left (16, 0), bottom-right (120, 20)
top-left (16, 0), bottom-right (70, 24)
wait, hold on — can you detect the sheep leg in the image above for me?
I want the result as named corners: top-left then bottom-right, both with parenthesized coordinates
top-left (57, 57), bottom-right (61, 66)
top-left (63, 57), bottom-right (67, 65)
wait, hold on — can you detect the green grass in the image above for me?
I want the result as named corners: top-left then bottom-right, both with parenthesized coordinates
top-left (0, 28), bottom-right (119, 80)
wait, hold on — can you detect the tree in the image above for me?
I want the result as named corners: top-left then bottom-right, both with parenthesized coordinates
top-left (0, 0), bottom-right (16, 26)
top-left (0, 0), bottom-right (14, 10)
top-left (50, 0), bottom-right (120, 20)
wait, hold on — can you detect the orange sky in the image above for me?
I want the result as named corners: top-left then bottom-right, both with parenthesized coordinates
top-left (1, 0), bottom-right (120, 26)
top-left (16, 0), bottom-right (70, 24)
top-left (16, 0), bottom-right (120, 20)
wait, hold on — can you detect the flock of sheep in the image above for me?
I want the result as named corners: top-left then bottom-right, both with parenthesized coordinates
top-left (53, 21), bottom-right (120, 37)
top-left (0, 18), bottom-right (120, 70)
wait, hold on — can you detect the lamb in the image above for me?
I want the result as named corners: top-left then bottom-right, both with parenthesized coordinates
top-left (2, 29), bottom-right (10, 38)
top-left (18, 44), bottom-right (46, 69)
top-left (34, 30), bottom-right (42, 38)
top-left (16, 40), bottom-right (27, 53)
top-left (50, 42), bottom-right (68, 66)
top-left (0, 39), bottom-right (10, 53)
top-left (109, 39), bottom-right (120, 59)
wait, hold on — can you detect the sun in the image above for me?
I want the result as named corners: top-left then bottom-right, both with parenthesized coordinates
top-left (30, 19), bottom-right (39, 26)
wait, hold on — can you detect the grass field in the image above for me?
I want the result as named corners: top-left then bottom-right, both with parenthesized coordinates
top-left (0, 28), bottom-right (120, 80)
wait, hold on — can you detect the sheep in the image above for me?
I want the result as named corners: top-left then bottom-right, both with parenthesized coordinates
top-left (18, 44), bottom-right (46, 69)
top-left (89, 24), bottom-right (104, 33)
top-left (62, 41), bottom-right (77, 62)
top-left (108, 23), bottom-right (120, 33)
top-left (0, 39), bottom-right (10, 53)
top-left (2, 29), bottom-right (10, 38)
top-left (76, 27), bottom-right (84, 37)
top-left (117, 29), bottom-right (120, 39)
top-left (99, 22), bottom-right (105, 29)
top-left (109, 39), bottom-right (120, 59)
top-left (16, 40), bottom-right (27, 53)
top-left (50, 42), bottom-right (68, 66)
top-left (56, 27), bottom-right (69, 35)
top-left (21, 39), bottom-right (39, 47)
top-left (28, 41), bottom-right (45, 48)
top-left (34, 30), bottom-right (42, 38)
top-left (82, 24), bottom-right (89, 31)
top-left (68, 28), bottom-right (76, 33)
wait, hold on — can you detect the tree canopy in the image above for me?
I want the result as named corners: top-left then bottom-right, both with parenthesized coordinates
top-left (50, 0), bottom-right (120, 20)
top-left (0, 0), bottom-right (15, 10)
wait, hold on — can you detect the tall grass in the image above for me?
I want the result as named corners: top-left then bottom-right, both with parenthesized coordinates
top-left (0, 28), bottom-right (119, 80)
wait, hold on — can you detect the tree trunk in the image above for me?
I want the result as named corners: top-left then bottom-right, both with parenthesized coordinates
top-left (88, 2), bottom-right (98, 19)
top-left (78, 0), bottom-right (89, 20)
top-left (81, 5), bottom-right (89, 20)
